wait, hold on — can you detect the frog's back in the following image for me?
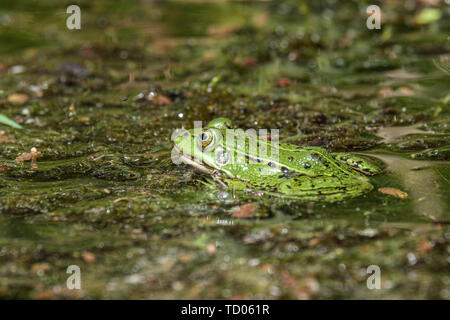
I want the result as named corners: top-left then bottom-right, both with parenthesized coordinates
top-left (274, 144), bottom-right (355, 177)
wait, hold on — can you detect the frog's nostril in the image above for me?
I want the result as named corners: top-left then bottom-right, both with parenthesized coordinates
top-left (175, 136), bottom-right (184, 144)
top-left (172, 129), bottom-right (190, 143)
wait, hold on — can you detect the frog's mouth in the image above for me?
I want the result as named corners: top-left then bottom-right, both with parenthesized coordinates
top-left (173, 146), bottom-right (214, 174)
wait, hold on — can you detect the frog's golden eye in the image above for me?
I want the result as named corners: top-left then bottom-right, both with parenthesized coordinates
top-left (199, 130), bottom-right (213, 148)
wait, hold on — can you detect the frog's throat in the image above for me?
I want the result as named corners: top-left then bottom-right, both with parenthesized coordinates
top-left (173, 146), bottom-right (214, 174)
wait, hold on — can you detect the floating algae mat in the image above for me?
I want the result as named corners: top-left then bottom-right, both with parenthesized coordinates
top-left (0, 0), bottom-right (449, 299)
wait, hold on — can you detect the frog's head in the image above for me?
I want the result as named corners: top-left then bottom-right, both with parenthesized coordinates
top-left (173, 126), bottom-right (230, 174)
top-left (207, 117), bottom-right (234, 130)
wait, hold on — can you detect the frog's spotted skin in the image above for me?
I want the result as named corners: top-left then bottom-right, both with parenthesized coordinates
top-left (173, 118), bottom-right (383, 202)
top-left (333, 153), bottom-right (383, 175)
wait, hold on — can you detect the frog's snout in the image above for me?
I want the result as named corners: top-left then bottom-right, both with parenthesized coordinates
top-left (172, 129), bottom-right (191, 146)
top-left (174, 135), bottom-right (184, 145)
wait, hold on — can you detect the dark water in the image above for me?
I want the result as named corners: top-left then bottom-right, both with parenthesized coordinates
top-left (0, 0), bottom-right (449, 299)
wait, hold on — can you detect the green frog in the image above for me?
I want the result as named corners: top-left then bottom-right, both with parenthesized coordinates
top-left (173, 118), bottom-right (383, 201)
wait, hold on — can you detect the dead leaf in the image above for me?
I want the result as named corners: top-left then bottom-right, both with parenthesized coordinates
top-left (417, 0), bottom-right (440, 5)
top-left (7, 93), bottom-right (29, 105)
top-left (208, 25), bottom-right (237, 36)
top-left (243, 57), bottom-right (258, 67)
top-left (276, 78), bottom-right (292, 87)
top-left (378, 187), bottom-right (408, 199)
top-left (147, 92), bottom-right (172, 105)
top-left (31, 263), bottom-right (51, 273)
top-left (35, 290), bottom-right (54, 299)
top-left (379, 87), bottom-right (393, 97)
top-left (385, 69), bottom-right (421, 80)
top-left (379, 86), bottom-right (414, 98)
top-left (252, 12), bottom-right (269, 27)
top-left (207, 243), bottom-right (216, 256)
top-left (79, 117), bottom-right (90, 124)
top-left (418, 239), bottom-right (433, 253)
top-left (177, 254), bottom-right (192, 263)
top-left (81, 251), bottom-right (96, 263)
top-left (397, 87), bottom-right (414, 96)
top-left (0, 63), bottom-right (8, 72)
top-left (232, 203), bottom-right (257, 218)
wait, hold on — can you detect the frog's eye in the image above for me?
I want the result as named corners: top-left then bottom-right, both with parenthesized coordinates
top-left (198, 129), bottom-right (214, 148)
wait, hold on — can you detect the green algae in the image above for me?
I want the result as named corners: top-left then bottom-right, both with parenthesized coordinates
top-left (0, 0), bottom-right (449, 299)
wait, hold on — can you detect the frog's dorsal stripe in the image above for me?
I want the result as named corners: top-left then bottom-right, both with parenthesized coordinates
top-left (222, 132), bottom-right (359, 178)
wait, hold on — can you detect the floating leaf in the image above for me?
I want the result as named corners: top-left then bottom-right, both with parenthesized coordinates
top-left (7, 93), bottom-right (29, 104)
top-left (0, 113), bottom-right (22, 129)
top-left (378, 187), bottom-right (408, 199)
top-left (232, 203), bottom-right (257, 218)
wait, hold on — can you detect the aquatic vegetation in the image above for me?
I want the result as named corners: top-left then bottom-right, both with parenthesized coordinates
top-left (0, 113), bottom-right (22, 129)
top-left (0, 0), bottom-right (448, 299)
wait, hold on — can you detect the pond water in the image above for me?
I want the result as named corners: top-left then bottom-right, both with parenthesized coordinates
top-left (0, 0), bottom-right (449, 299)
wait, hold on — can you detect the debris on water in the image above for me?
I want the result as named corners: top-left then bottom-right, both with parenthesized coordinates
top-left (407, 252), bottom-right (417, 266)
top-left (81, 252), bottom-right (96, 263)
top-left (113, 197), bottom-right (133, 203)
top-left (207, 243), bottom-right (217, 256)
top-left (232, 203), bottom-right (257, 218)
top-left (7, 93), bottom-right (29, 105)
top-left (379, 86), bottom-right (415, 97)
top-left (124, 274), bottom-right (144, 284)
top-left (31, 263), bottom-right (51, 273)
top-left (243, 229), bottom-right (273, 244)
top-left (411, 147), bottom-right (450, 160)
top-left (241, 57), bottom-right (258, 67)
top-left (67, 104), bottom-right (76, 117)
top-left (90, 154), bottom-right (106, 162)
top-left (418, 239), bottom-right (434, 254)
top-left (58, 62), bottom-right (89, 78)
top-left (248, 258), bottom-right (260, 266)
top-left (135, 92), bottom-right (145, 100)
top-left (15, 147), bottom-right (42, 169)
top-left (275, 78), bottom-right (292, 87)
top-left (359, 228), bottom-right (378, 238)
top-left (9, 65), bottom-right (26, 74)
top-left (207, 25), bottom-right (237, 36)
top-left (208, 75), bottom-right (221, 90)
top-left (29, 83), bottom-right (49, 98)
top-left (378, 187), bottom-right (408, 199)
top-left (35, 290), bottom-right (54, 299)
top-left (149, 93), bottom-right (172, 105)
